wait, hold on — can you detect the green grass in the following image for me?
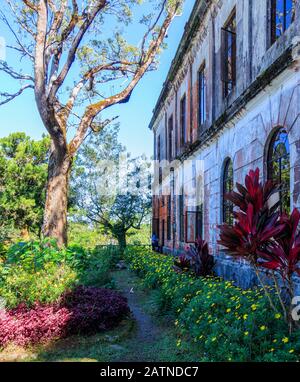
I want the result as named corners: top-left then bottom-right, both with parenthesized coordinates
top-left (0, 269), bottom-right (200, 362)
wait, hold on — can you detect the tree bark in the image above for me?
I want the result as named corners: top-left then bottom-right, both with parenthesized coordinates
top-left (42, 140), bottom-right (72, 247)
top-left (117, 230), bottom-right (127, 254)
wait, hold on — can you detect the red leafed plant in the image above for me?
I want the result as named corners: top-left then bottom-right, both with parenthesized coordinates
top-left (258, 209), bottom-right (300, 280)
top-left (176, 237), bottom-right (215, 277)
top-left (257, 209), bottom-right (300, 331)
top-left (0, 286), bottom-right (129, 348)
top-left (218, 168), bottom-right (300, 331)
top-left (218, 168), bottom-right (285, 264)
top-left (174, 253), bottom-right (190, 273)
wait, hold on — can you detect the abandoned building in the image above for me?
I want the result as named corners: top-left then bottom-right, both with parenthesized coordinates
top-left (150, 0), bottom-right (300, 289)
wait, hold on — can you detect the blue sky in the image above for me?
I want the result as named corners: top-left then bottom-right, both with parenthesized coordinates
top-left (0, 1), bottom-right (196, 158)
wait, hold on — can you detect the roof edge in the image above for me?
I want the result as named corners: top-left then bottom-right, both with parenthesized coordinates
top-left (149, 0), bottom-right (212, 130)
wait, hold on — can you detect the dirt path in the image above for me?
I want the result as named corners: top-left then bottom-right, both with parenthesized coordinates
top-left (0, 269), bottom-right (187, 362)
top-left (112, 269), bottom-right (165, 361)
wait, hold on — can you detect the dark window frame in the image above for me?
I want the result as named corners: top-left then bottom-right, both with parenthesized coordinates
top-left (157, 135), bottom-right (161, 162)
top-left (168, 115), bottom-right (173, 161)
top-left (271, 0), bottom-right (296, 44)
top-left (180, 95), bottom-right (187, 146)
top-left (222, 158), bottom-right (234, 225)
top-left (167, 194), bottom-right (172, 241)
top-left (198, 63), bottom-right (206, 127)
top-left (222, 10), bottom-right (237, 98)
top-left (152, 217), bottom-right (159, 239)
top-left (185, 205), bottom-right (203, 243)
top-left (196, 204), bottom-right (203, 239)
top-left (267, 127), bottom-right (291, 213)
top-left (179, 192), bottom-right (185, 242)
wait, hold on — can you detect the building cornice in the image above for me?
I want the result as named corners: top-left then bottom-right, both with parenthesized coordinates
top-left (149, 0), bottom-right (214, 131)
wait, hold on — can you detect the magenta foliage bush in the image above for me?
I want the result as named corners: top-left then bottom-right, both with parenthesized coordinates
top-left (61, 286), bottom-right (130, 334)
top-left (0, 303), bottom-right (70, 347)
top-left (0, 286), bottom-right (129, 348)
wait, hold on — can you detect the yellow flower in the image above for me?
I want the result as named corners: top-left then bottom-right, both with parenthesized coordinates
top-left (289, 349), bottom-right (295, 354)
top-left (275, 313), bottom-right (281, 319)
top-left (243, 314), bottom-right (248, 320)
top-left (251, 304), bottom-right (257, 311)
top-left (226, 308), bottom-right (231, 313)
top-left (260, 326), bottom-right (266, 331)
top-left (282, 337), bottom-right (289, 344)
top-left (270, 348), bottom-right (275, 352)
top-left (244, 331), bottom-right (249, 336)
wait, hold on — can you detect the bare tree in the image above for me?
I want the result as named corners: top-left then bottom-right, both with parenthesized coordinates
top-left (0, 0), bottom-right (183, 246)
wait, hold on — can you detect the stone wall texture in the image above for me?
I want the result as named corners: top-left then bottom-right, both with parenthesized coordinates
top-left (151, 0), bottom-right (300, 290)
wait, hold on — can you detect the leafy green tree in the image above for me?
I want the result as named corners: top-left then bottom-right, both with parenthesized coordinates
top-left (72, 125), bottom-right (151, 252)
top-left (0, 0), bottom-right (183, 246)
top-left (0, 133), bottom-right (49, 238)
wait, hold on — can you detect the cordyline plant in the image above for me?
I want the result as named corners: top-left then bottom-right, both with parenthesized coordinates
top-left (218, 168), bottom-right (300, 332)
top-left (175, 237), bottom-right (215, 277)
top-left (258, 209), bottom-right (300, 330)
top-left (0, 0), bottom-right (184, 246)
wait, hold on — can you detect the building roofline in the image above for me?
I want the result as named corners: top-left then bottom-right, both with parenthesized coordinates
top-left (149, 0), bottom-right (212, 130)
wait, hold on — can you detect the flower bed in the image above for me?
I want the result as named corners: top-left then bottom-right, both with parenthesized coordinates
top-left (125, 246), bottom-right (300, 362)
top-left (0, 286), bottom-right (129, 348)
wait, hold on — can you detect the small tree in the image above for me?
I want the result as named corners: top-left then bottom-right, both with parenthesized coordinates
top-left (0, 0), bottom-right (183, 246)
top-left (72, 125), bottom-right (151, 252)
top-left (218, 168), bottom-right (300, 332)
top-left (0, 133), bottom-right (49, 238)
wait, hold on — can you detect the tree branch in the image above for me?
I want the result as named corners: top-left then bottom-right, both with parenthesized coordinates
top-left (48, 0), bottom-right (108, 102)
top-left (69, 1), bottom-right (181, 154)
top-left (0, 10), bottom-right (34, 60)
top-left (0, 61), bottom-right (34, 82)
top-left (0, 84), bottom-right (34, 106)
top-left (22, 0), bottom-right (38, 12)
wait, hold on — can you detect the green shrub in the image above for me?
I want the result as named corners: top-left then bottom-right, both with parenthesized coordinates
top-left (0, 262), bottom-right (77, 309)
top-left (79, 250), bottom-right (114, 288)
top-left (177, 279), bottom-right (300, 361)
top-left (0, 239), bottom-right (111, 308)
top-left (6, 239), bottom-right (69, 270)
top-left (125, 246), bottom-right (300, 362)
top-left (0, 240), bottom-right (121, 309)
top-left (4, 239), bottom-right (92, 273)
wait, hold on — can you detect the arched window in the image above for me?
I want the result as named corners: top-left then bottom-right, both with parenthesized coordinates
top-left (267, 128), bottom-right (290, 213)
top-left (222, 158), bottom-right (234, 225)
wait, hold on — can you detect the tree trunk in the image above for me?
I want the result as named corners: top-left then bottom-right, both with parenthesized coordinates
top-left (42, 141), bottom-right (72, 247)
top-left (117, 231), bottom-right (127, 254)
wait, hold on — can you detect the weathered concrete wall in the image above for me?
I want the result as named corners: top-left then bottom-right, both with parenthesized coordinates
top-left (188, 68), bottom-right (300, 253)
top-left (214, 252), bottom-right (300, 295)
top-left (152, 0), bottom-right (300, 290)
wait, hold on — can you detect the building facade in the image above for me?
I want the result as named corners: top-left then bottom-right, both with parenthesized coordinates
top-left (150, 0), bottom-right (300, 289)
